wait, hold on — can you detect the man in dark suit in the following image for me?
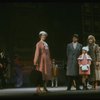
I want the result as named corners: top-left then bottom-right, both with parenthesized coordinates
top-left (66, 34), bottom-right (82, 90)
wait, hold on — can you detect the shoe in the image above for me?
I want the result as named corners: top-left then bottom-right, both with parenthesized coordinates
top-left (83, 87), bottom-right (88, 90)
top-left (36, 88), bottom-right (42, 94)
top-left (40, 87), bottom-right (49, 93)
top-left (83, 86), bottom-right (89, 90)
top-left (44, 88), bottom-right (49, 92)
top-left (91, 87), bottom-right (96, 90)
top-left (67, 88), bottom-right (71, 91)
top-left (76, 88), bottom-right (81, 90)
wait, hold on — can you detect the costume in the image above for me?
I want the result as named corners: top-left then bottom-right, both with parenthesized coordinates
top-left (66, 41), bottom-right (82, 90)
top-left (51, 60), bottom-right (59, 87)
top-left (78, 46), bottom-right (92, 90)
top-left (34, 40), bottom-right (52, 81)
top-left (95, 47), bottom-right (100, 81)
top-left (78, 53), bottom-right (92, 75)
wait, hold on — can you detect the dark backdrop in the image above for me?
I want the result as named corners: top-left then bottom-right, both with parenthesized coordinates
top-left (0, 3), bottom-right (82, 61)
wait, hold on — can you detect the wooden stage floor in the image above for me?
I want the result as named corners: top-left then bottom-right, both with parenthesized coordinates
top-left (0, 87), bottom-right (100, 99)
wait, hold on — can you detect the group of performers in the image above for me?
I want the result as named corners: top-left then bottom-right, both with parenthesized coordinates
top-left (33, 31), bottom-right (100, 94)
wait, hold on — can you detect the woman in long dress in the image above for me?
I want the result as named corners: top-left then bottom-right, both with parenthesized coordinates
top-left (33, 31), bottom-right (52, 93)
top-left (87, 35), bottom-right (99, 89)
top-left (95, 47), bottom-right (100, 89)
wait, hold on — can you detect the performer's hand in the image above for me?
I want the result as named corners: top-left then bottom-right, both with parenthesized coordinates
top-left (33, 64), bottom-right (38, 70)
top-left (34, 64), bottom-right (38, 66)
top-left (80, 65), bottom-right (82, 67)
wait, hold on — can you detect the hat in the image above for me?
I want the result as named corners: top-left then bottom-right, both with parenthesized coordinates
top-left (82, 46), bottom-right (89, 52)
top-left (39, 31), bottom-right (48, 36)
top-left (72, 34), bottom-right (79, 38)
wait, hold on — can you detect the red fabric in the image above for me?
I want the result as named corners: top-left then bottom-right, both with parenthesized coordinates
top-left (78, 54), bottom-right (91, 75)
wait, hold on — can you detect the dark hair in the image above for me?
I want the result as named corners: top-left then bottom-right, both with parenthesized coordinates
top-left (72, 34), bottom-right (79, 39)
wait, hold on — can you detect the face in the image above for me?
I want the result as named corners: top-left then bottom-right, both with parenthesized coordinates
top-left (72, 37), bottom-right (78, 43)
top-left (40, 34), bottom-right (47, 41)
top-left (82, 50), bottom-right (86, 54)
top-left (88, 39), bottom-right (94, 44)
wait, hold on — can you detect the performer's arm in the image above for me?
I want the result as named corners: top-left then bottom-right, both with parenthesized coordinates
top-left (33, 43), bottom-right (40, 65)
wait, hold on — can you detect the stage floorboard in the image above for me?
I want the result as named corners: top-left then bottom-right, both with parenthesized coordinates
top-left (0, 87), bottom-right (100, 99)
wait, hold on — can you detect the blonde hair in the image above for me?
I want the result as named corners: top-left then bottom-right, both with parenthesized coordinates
top-left (88, 35), bottom-right (96, 43)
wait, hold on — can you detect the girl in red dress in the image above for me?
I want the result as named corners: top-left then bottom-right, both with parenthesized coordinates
top-left (78, 46), bottom-right (92, 90)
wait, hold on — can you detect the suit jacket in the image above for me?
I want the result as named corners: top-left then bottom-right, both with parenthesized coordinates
top-left (66, 42), bottom-right (82, 76)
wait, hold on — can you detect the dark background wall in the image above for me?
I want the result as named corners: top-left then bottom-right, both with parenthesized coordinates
top-left (2, 2), bottom-right (100, 87)
top-left (0, 3), bottom-right (82, 62)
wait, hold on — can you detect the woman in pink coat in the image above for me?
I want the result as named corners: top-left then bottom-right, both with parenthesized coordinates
top-left (34, 31), bottom-right (52, 93)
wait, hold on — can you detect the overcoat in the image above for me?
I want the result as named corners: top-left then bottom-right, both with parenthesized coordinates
top-left (88, 44), bottom-right (99, 82)
top-left (34, 40), bottom-right (52, 80)
top-left (66, 42), bottom-right (82, 76)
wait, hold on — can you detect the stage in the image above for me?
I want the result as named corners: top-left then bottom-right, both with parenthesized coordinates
top-left (0, 86), bottom-right (100, 99)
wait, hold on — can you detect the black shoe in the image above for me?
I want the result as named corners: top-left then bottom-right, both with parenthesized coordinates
top-left (76, 88), bottom-right (81, 90)
top-left (85, 87), bottom-right (89, 90)
top-left (67, 88), bottom-right (71, 91)
top-left (43, 87), bottom-right (49, 93)
top-left (83, 86), bottom-right (88, 90)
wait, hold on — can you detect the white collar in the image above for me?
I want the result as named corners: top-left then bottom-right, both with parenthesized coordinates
top-left (72, 42), bottom-right (78, 44)
top-left (41, 40), bottom-right (48, 47)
